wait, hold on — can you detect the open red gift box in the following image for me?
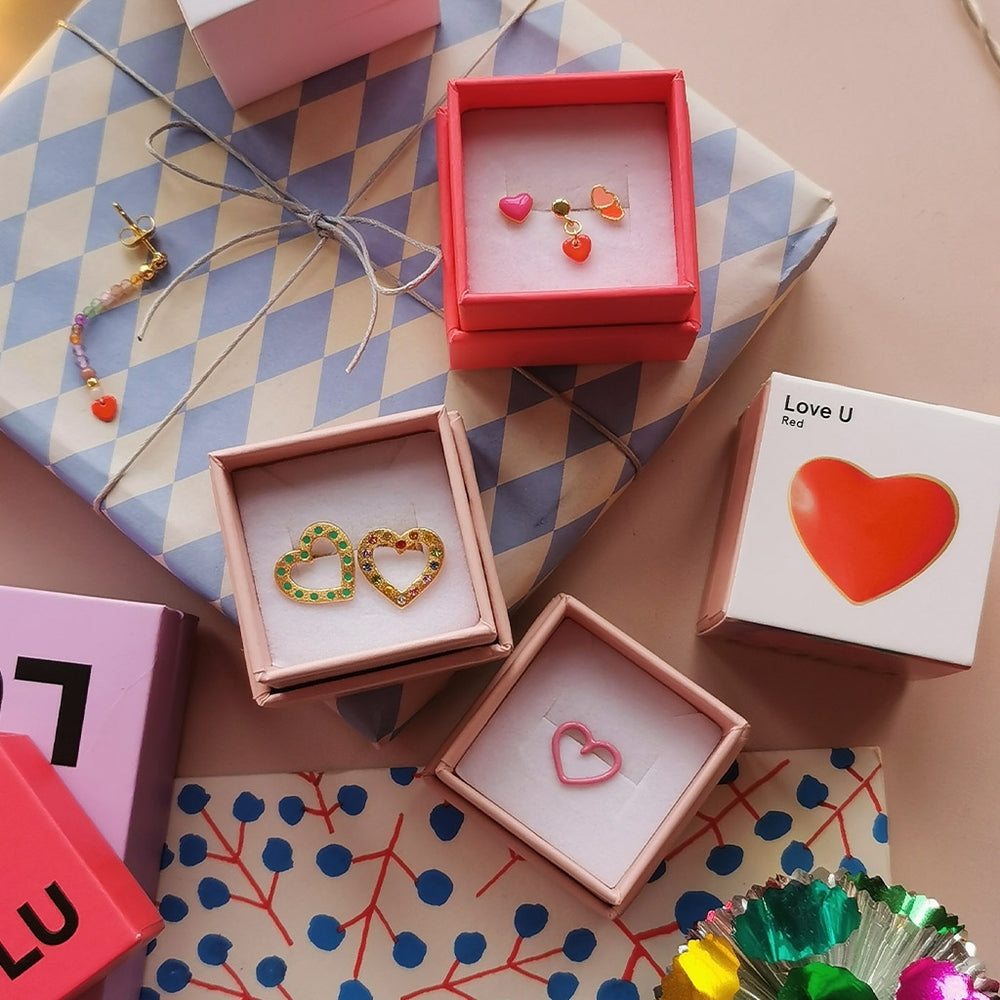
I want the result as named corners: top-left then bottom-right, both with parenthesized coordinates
top-left (436, 70), bottom-right (701, 369)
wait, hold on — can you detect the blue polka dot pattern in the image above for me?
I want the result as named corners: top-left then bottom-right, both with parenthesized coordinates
top-left (392, 931), bottom-right (427, 967)
top-left (429, 802), bottom-right (464, 841)
top-left (278, 795), bottom-right (306, 825)
top-left (675, 890), bottom-right (723, 934)
top-left (156, 959), bottom-right (192, 993)
top-left (337, 979), bottom-right (373, 1000)
top-left (178, 834), bottom-right (208, 867)
top-left (514, 902), bottom-right (549, 938)
top-left (159, 895), bottom-right (189, 923)
top-left (796, 775), bottom-right (829, 808)
top-left (706, 844), bottom-right (743, 876)
top-left (647, 860), bottom-right (667, 883)
top-left (454, 931), bottom-right (487, 964)
top-left (139, 988), bottom-right (160, 1000)
top-left (256, 956), bottom-right (287, 987)
top-left (261, 837), bottom-right (294, 873)
top-left (196, 934), bottom-right (232, 967)
top-left (780, 840), bottom-right (814, 874)
top-left (597, 979), bottom-right (641, 1000)
top-left (830, 748), bottom-right (856, 769)
top-left (337, 784), bottom-right (368, 815)
top-left (755, 810), bottom-right (793, 840)
top-left (337, 980), bottom-right (373, 1000)
top-left (232, 791), bottom-right (266, 822)
top-left (391, 767), bottom-right (418, 785)
top-left (159, 844), bottom-right (174, 870)
top-left (873, 813), bottom-right (888, 843)
top-left (718, 760), bottom-right (740, 784)
top-left (415, 869), bottom-right (453, 905)
top-left (839, 855), bottom-right (866, 876)
top-left (316, 843), bottom-right (353, 877)
top-left (548, 971), bottom-right (580, 999)
top-left (196, 877), bottom-right (230, 909)
top-left (308, 914), bottom-right (346, 951)
top-left (176, 784), bottom-right (210, 815)
top-left (563, 927), bottom-right (597, 962)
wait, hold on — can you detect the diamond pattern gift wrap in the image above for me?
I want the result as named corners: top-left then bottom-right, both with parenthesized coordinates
top-left (0, 0), bottom-right (835, 736)
top-left (143, 748), bottom-right (889, 999)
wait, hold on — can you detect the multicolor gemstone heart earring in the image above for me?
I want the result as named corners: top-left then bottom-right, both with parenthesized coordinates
top-left (552, 198), bottom-right (591, 262)
top-left (274, 522), bottom-right (356, 603)
top-left (70, 203), bottom-right (168, 423)
top-left (358, 527), bottom-right (445, 608)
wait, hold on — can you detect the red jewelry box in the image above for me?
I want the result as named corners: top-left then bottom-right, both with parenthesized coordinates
top-left (436, 70), bottom-right (700, 369)
top-left (0, 733), bottom-right (162, 999)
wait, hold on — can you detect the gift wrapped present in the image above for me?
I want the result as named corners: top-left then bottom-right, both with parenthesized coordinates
top-left (0, 0), bottom-right (836, 738)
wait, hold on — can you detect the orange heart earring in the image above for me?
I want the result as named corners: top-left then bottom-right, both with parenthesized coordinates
top-left (552, 198), bottom-right (591, 263)
top-left (590, 184), bottom-right (625, 222)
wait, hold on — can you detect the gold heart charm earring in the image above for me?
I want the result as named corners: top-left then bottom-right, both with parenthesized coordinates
top-left (70, 203), bottom-right (168, 423)
top-left (274, 522), bottom-right (356, 603)
top-left (358, 527), bottom-right (445, 608)
top-left (590, 184), bottom-right (625, 222)
top-left (551, 198), bottom-right (591, 263)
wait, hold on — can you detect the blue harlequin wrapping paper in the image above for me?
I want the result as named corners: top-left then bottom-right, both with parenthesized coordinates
top-left (143, 747), bottom-right (888, 999)
top-left (0, 0), bottom-right (835, 736)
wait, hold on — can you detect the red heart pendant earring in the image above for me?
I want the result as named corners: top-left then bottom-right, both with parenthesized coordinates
top-left (70, 203), bottom-right (168, 423)
top-left (552, 198), bottom-right (591, 263)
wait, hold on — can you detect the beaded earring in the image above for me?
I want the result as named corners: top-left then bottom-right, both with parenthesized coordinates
top-left (69, 203), bottom-right (167, 423)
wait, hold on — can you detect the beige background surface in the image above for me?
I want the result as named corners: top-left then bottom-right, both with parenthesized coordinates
top-left (3, 0), bottom-right (999, 970)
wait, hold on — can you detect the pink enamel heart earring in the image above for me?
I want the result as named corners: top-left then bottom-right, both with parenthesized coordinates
top-left (498, 192), bottom-right (533, 224)
top-left (69, 203), bottom-right (167, 423)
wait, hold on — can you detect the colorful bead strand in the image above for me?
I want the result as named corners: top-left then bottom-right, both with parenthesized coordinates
top-left (73, 204), bottom-right (167, 423)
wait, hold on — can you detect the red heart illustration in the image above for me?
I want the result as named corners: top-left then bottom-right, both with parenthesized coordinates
top-left (498, 192), bottom-right (533, 223)
top-left (788, 457), bottom-right (959, 603)
top-left (551, 721), bottom-right (622, 786)
top-left (562, 234), bottom-right (591, 262)
top-left (90, 394), bottom-right (118, 422)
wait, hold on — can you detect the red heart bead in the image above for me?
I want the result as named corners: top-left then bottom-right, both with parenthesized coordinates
top-left (562, 234), bottom-right (591, 262)
top-left (789, 457), bottom-right (958, 603)
top-left (90, 394), bottom-right (118, 422)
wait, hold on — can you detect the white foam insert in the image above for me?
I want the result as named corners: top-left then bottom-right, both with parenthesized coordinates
top-left (461, 104), bottom-right (677, 293)
top-left (234, 431), bottom-right (482, 671)
top-left (456, 619), bottom-right (722, 888)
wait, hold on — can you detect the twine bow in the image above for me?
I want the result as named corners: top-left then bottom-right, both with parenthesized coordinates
top-left (139, 119), bottom-right (441, 375)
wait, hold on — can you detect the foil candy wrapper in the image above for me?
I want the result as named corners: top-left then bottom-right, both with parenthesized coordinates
top-left (655, 869), bottom-right (997, 1000)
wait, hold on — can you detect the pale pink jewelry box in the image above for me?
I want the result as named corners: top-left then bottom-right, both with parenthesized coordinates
top-left (698, 372), bottom-right (1000, 675)
top-left (209, 406), bottom-right (512, 708)
top-left (432, 593), bottom-right (749, 918)
top-left (175, 0), bottom-right (440, 108)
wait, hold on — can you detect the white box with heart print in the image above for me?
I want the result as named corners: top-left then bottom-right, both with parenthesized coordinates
top-left (432, 594), bottom-right (749, 917)
top-left (698, 372), bottom-right (1000, 674)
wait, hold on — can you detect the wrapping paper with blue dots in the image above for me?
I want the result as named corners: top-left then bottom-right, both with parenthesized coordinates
top-left (142, 748), bottom-right (889, 1000)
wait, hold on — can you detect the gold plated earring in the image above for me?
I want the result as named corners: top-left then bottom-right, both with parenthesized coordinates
top-left (552, 198), bottom-right (591, 262)
top-left (274, 522), bottom-right (355, 603)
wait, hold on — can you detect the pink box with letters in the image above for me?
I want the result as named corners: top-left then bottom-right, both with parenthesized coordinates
top-left (698, 372), bottom-right (1000, 675)
top-left (0, 733), bottom-right (162, 1000)
top-left (0, 586), bottom-right (194, 1000)
top-left (432, 593), bottom-right (748, 917)
top-left (209, 407), bottom-right (512, 716)
top-left (175, 0), bottom-right (441, 108)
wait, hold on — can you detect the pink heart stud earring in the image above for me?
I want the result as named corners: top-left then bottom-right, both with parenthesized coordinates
top-left (499, 192), bottom-right (533, 224)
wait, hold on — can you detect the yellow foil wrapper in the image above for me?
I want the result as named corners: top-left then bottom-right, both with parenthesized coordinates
top-left (661, 934), bottom-right (741, 1000)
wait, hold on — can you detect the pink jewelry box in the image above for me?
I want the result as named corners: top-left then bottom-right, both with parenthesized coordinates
top-left (208, 406), bottom-right (512, 712)
top-left (0, 733), bottom-right (162, 1000)
top-left (436, 70), bottom-right (700, 369)
top-left (698, 372), bottom-right (1000, 675)
top-left (175, 0), bottom-right (440, 108)
top-left (432, 593), bottom-right (748, 918)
